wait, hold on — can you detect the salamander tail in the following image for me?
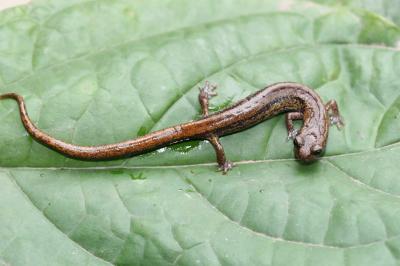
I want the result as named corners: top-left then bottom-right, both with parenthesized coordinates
top-left (0, 92), bottom-right (24, 102)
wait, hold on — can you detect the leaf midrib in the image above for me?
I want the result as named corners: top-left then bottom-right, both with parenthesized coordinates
top-left (0, 140), bottom-right (398, 170)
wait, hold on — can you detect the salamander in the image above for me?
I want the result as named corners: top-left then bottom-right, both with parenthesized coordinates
top-left (0, 82), bottom-right (344, 173)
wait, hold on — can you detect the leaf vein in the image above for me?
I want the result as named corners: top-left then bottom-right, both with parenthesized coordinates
top-left (7, 171), bottom-right (113, 265)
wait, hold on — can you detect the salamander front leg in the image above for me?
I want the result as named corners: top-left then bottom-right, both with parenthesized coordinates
top-left (325, 100), bottom-right (344, 129)
top-left (198, 81), bottom-right (217, 116)
top-left (208, 135), bottom-right (233, 174)
top-left (285, 112), bottom-right (303, 140)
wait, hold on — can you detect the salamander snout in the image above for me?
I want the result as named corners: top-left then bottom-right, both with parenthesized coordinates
top-left (293, 135), bottom-right (324, 163)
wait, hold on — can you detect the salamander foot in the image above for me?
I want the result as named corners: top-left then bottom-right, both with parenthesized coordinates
top-left (198, 81), bottom-right (217, 116)
top-left (325, 100), bottom-right (344, 130)
top-left (207, 135), bottom-right (234, 174)
top-left (199, 81), bottom-right (217, 99)
top-left (330, 115), bottom-right (344, 129)
top-left (287, 128), bottom-right (299, 140)
top-left (218, 160), bottom-right (234, 174)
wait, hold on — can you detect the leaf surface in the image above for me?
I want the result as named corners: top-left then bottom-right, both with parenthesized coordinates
top-left (1, 1), bottom-right (400, 265)
top-left (310, 0), bottom-right (400, 26)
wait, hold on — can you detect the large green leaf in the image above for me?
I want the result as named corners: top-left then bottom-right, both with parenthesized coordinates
top-left (1, 1), bottom-right (400, 265)
top-left (310, 0), bottom-right (400, 26)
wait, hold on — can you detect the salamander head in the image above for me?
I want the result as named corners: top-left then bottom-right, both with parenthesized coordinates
top-left (292, 132), bottom-right (325, 163)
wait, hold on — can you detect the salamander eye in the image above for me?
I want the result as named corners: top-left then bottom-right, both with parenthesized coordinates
top-left (312, 145), bottom-right (323, 155)
top-left (294, 136), bottom-right (304, 146)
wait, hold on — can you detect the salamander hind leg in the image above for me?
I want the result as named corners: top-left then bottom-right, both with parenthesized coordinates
top-left (325, 100), bottom-right (344, 129)
top-left (198, 81), bottom-right (217, 116)
top-left (285, 112), bottom-right (303, 140)
top-left (207, 135), bottom-right (233, 174)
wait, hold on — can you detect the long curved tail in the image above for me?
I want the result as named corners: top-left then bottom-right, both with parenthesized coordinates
top-left (0, 93), bottom-right (188, 160)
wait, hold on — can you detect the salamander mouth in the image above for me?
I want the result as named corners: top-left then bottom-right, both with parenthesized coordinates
top-left (294, 147), bottom-right (319, 163)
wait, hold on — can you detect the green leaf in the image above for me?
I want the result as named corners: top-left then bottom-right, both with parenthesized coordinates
top-left (310, 0), bottom-right (400, 26)
top-left (1, 1), bottom-right (400, 265)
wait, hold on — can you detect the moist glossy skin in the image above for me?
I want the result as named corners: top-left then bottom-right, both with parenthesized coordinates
top-left (0, 82), bottom-right (340, 170)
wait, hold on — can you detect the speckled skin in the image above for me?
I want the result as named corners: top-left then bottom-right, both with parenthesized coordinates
top-left (0, 82), bottom-right (343, 170)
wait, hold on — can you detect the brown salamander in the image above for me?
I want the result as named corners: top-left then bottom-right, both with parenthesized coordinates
top-left (0, 82), bottom-right (343, 173)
